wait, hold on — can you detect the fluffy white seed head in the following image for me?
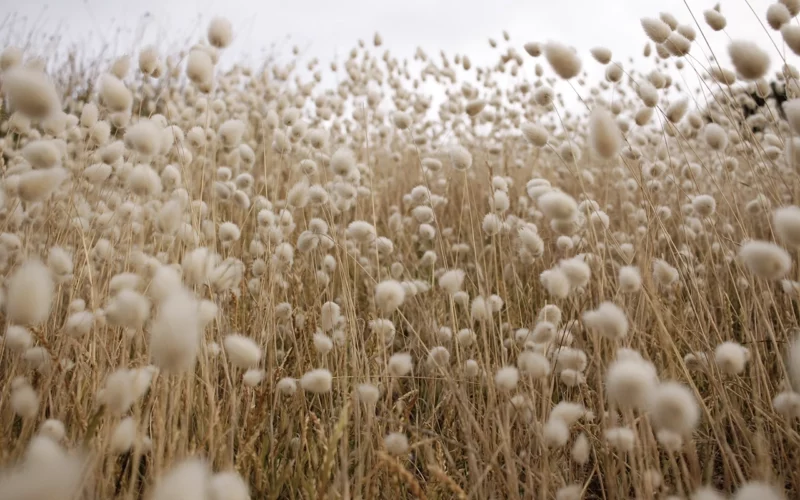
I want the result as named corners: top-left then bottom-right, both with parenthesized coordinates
top-left (589, 106), bottom-right (622, 159)
top-left (356, 383), bottom-right (380, 405)
top-left (449, 145), bottom-right (473, 171)
top-left (649, 381), bottom-right (700, 435)
top-left (3, 67), bottom-right (60, 118)
top-left (109, 417), bottom-right (137, 454)
top-left (39, 419), bottom-right (66, 442)
top-left (11, 380), bottom-right (39, 418)
top-left (494, 366), bottom-right (519, 391)
top-left (300, 368), bottom-right (333, 393)
top-left (384, 432), bottom-right (409, 455)
top-left (544, 41), bottom-right (582, 79)
top-left (388, 352), bottom-right (413, 377)
top-left (641, 17), bottom-right (672, 44)
top-left (99, 73), bottom-right (133, 112)
top-left (774, 206), bottom-right (800, 248)
top-left (149, 287), bottom-right (201, 374)
top-left (538, 191), bottom-right (577, 220)
top-left (653, 259), bottom-right (679, 286)
top-left (571, 433), bottom-right (590, 464)
top-left (276, 377), bottom-right (297, 395)
top-left (17, 168), bottom-right (69, 203)
top-left (704, 123), bottom-right (728, 151)
top-left (582, 302), bottom-right (628, 340)
top-left (374, 280), bottom-right (406, 314)
top-left (209, 471), bottom-right (250, 500)
top-left (728, 40), bottom-right (771, 80)
top-left (208, 17), bottom-right (233, 48)
top-left (150, 458), bottom-right (211, 500)
top-left (223, 334), bottom-right (262, 369)
top-left (521, 123), bottom-right (548, 146)
top-left (518, 351), bottom-right (551, 378)
top-left (714, 342), bottom-right (749, 375)
top-left (606, 357), bottom-right (658, 410)
top-left (618, 266), bottom-right (642, 293)
top-left (732, 482), bottom-right (786, 500)
top-left (6, 258), bottom-right (53, 326)
top-left (739, 240), bottom-right (792, 280)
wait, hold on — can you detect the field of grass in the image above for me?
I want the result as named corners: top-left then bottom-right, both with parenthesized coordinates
top-left (2, 3), bottom-right (800, 499)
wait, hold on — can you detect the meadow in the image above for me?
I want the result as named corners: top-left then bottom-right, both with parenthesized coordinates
top-left (1, 2), bottom-right (800, 499)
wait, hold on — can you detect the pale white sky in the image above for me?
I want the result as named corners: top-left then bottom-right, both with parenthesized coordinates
top-left (1, 0), bottom-right (797, 113)
top-left (2, 1), bottom-right (792, 68)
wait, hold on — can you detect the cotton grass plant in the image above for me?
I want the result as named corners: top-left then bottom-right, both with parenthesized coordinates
top-left (2, 3), bottom-right (800, 499)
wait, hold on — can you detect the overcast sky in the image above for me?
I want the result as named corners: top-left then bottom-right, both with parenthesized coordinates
top-left (2, 0), bottom-right (797, 113)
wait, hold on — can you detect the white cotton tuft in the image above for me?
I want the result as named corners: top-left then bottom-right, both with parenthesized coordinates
top-left (124, 119), bottom-right (162, 156)
top-left (714, 342), bottom-right (749, 375)
top-left (3, 67), bottom-right (60, 118)
top-left (582, 302), bottom-right (628, 340)
top-left (186, 49), bottom-right (214, 87)
top-left (22, 140), bottom-right (61, 169)
top-left (517, 351), bottom-right (550, 378)
top-left (550, 401), bottom-right (586, 425)
top-left (39, 419), bottom-right (66, 442)
top-left (6, 258), bottom-right (53, 326)
top-left (649, 381), bottom-right (700, 435)
top-left (384, 432), bottom-right (409, 455)
top-left (732, 482), bottom-right (786, 500)
top-left (149, 287), bottom-right (201, 374)
top-left (540, 268), bottom-right (571, 299)
top-left (774, 206), bottom-right (800, 248)
top-left (11, 380), bottom-right (39, 418)
top-left (653, 259), bottom-right (680, 286)
top-left (589, 106), bottom-right (621, 159)
top-left (17, 167), bottom-right (69, 203)
top-left (618, 266), bottom-right (642, 293)
top-left (544, 41), bottom-right (582, 79)
top-left (276, 377), bottom-right (297, 395)
top-left (313, 332), bottom-right (333, 355)
top-left (494, 366), bottom-right (519, 391)
top-left (704, 123), bottom-right (728, 151)
top-left (606, 357), bottom-right (658, 410)
top-left (559, 256), bottom-right (591, 289)
top-left (388, 352), bottom-right (413, 377)
top-left (543, 418), bottom-right (570, 448)
top-left (538, 191), bottom-right (577, 220)
top-left (3, 325), bottom-right (32, 352)
top-left (99, 74), bottom-right (133, 112)
top-left (105, 289), bottom-right (151, 330)
top-left (320, 301), bottom-right (341, 332)
top-left (127, 164), bottom-right (162, 197)
top-left (102, 369), bottom-right (136, 416)
top-left (208, 17), bottom-right (233, 48)
top-left (521, 123), bottom-right (549, 146)
top-left (209, 471), bottom-right (250, 500)
top-left (439, 269), bottom-right (466, 294)
top-left (374, 280), bottom-right (406, 314)
top-left (449, 145), bottom-right (473, 171)
top-left (605, 427), bottom-right (636, 452)
top-left (109, 417), bottom-right (137, 454)
top-left (242, 369), bottom-right (265, 388)
top-left (641, 17), bottom-right (672, 44)
top-left (223, 334), bottom-right (262, 369)
top-left (150, 458), bottom-right (211, 500)
top-left (571, 433), bottom-right (590, 464)
top-left (728, 40), bottom-right (771, 80)
top-left (739, 240), bottom-right (792, 280)
top-left (300, 368), bottom-right (333, 393)
top-left (356, 383), bottom-right (380, 405)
